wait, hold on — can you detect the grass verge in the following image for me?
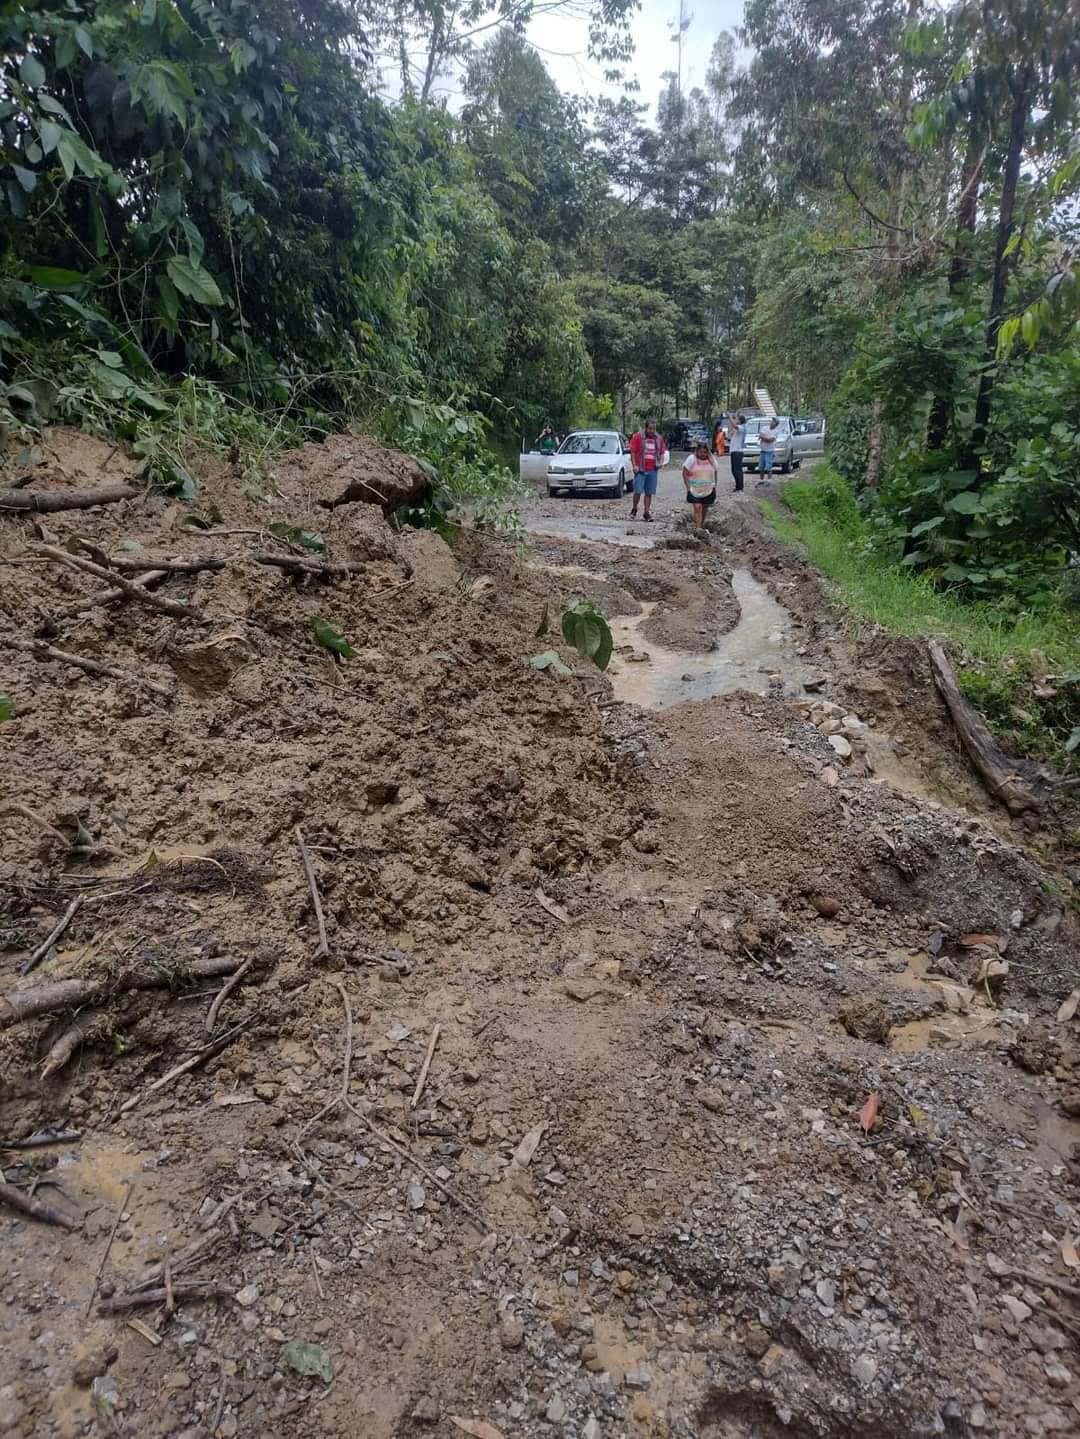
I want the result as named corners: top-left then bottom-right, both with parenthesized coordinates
top-left (763, 467), bottom-right (1080, 769)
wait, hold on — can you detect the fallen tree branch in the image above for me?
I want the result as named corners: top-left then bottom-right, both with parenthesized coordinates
top-left (29, 543), bottom-right (205, 622)
top-left (117, 1014), bottom-right (256, 1117)
top-left (130, 1229), bottom-right (221, 1292)
top-left (104, 555), bottom-right (228, 576)
top-left (43, 569), bottom-right (168, 626)
top-left (4, 636), bottom-right (174, 700)
top-left (1, 955), bottom-right (239, 1028)
top-left (21, 897), bottom-right (82, 977)
top-left (205, 957), bottom-right (253, 1036)
top-left (0, 484), bottom-right (138, 513)
top-left (254, 553), bottom-right (368, 579)
top-left (97, 1281), bottom-right (225, 1314)
top-left (0, 1177), bottom-right (79, 1229)
top-left (41, 1009), bottom-right (132, 1080)
top-left (296, 825), bottom-right (330, 958)
top-left (928, 642), bottom-right (1041, 814)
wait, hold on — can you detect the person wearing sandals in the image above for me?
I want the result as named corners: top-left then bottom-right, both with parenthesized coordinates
top-left (682, 439), bottom-right (718, 530)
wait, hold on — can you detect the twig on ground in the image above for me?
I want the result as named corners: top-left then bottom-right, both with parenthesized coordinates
top-left (0, 484), bottom-right (138, 513)
top-left (21, 897), bottom-right (82, 976)
top-left (41, 1010), bottom-right (121, 1080)
top-left (103, 555), bottom-right (228, 576)
top-left (210, 1370), bottom-right (228, 1436)
top-left (310, 1245), bottom-right (326, 1300)
top-left (2, 1130), bottom-right (81, 1150)
top-left (322, 980), bottom-right (490, 1233)
top-left (0, 1177), bottom-right (79, 1230)
top-left (1000, 1266), bottom-right (1080, 1302)
top-left (43, 569), bottom-right (168, 626)
top-left (296, 825), bottom-right (330, 958)
top-left (255, 553), bottom-right (368, 579)
top-left (1, 955), bottom-right (240, 1028)
top-left (97, 1281), bottom-right (225, 1314)
top-left (131, 1230), bottom-right (220, 1292)
top-left (163, 1245), bottom-right (175, 1317)
top-left (205, 957), bottom-right (254, 1036)
top-left (117, 1014), bottom-right (256, 1117)
top-left (4, 636), bottom-right (173, 700)
top-left (126, 1318), bottom-right (162, 1346)
top-left (86, 1179), bottom-right (135, 1316)
top-left (1, 801), bottom-right (70, 847)
top-left (411, 1024), bottom-right (441, 1110)
top-left (29, 543), bottom-right (205, 622)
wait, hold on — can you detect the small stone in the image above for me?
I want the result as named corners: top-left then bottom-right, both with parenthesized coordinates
top-left (767, 1265), bottom-right (797, 1298)
top-left (546, 1395), bottom-right (567, 1423)
top-left (853, 1354), bottom-right (877, 1386)
top-left (411, 1395), bottom-right (439, 1424)
top-left (234, 1284), bottom-right (260, 1308)
top-left (820, 766), bottom-right (839, 788)
top-left (72, 1343), bottom-right (118, 1388)
top-left (0, 1386), bottom-right (24, 1432)
top-left (970, 1403), bottom-right (989, 1429)
top-left (499, 1313), bottom-right (525, 1350)
top-left (407, 1183), bottom-right (426, 1211)
top-left (583, 1420), bottom-right (600, 1439)
top-left (163, 1371), bottom-right (192, 1391)
top-left (549, 1206), bottom-right (569, 1228)
top-left (698, 1089), bottom-right (725, 1113)
top-left (562, 1270), bottom-right (579, 1289)
top-left (1044, 1360), bottom-right (1072, 1388)
top-left (625, 1214), bottom-right (645, 1238)
top-left (743, 1323), bottom-right (771, 1359)
top-left (616, 1270), bottom-right (635, 1292)
top-left (811, 896), bottom-right (841, 918)
top-left (816, 1278), bottom-right (836, 1309)
top-left (311, 1318), bottom-right (334, 1337)
top-left (631, 1396), bottom-right (652, 1423)
top-left (462, 1066), bottom-right (481, 1083)
top-left (1002, 1295), bottom-right (1032, 1323)
top-left (828, 733), bottom-right (852, 759)
top-left (469, 1117), bottom-right (489, 1144)
top-left (624, 1367), bottom-right (652, 1389)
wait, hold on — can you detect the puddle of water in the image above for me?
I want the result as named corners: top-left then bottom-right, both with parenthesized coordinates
top-left (607, 568), bottom-right (816, 708)
top-left (525, 514), bottom-right (657, 549)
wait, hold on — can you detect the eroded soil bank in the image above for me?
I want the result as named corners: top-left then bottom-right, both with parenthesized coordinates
top-left (1, 438), bottom-right (1079, 1439)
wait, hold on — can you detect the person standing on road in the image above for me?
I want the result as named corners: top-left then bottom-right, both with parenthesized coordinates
top-left (729, 413), bottom-right (746, 493)
top-left (757, 416), bottom-right (778, 483)
top-left (683, 440), bottom-right (718, 531)
top-left (712, 416), bottom-right (726, 458)
top-left (629, 418), bottom-right (667, 522)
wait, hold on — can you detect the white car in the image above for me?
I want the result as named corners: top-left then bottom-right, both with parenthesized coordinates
top-left (546, 430), bottom-right (634, 498)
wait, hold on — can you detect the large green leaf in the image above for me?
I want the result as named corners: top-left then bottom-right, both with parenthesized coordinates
top-left (310, 617), bottom-right (356, 659)
top-left (527, 649), bottom-right (572, 675)
top-left (166, 255), bottom-right (224, 306)
top-left (29, 266), bottom-right (86, 291)
top-left (947, 491), bottom-right (984, 515)
top-left (560, 600), bottom-right (613, 672)
top-left (19, 54), bottom-right (46, 89)
top-left (0, 695), bottom-right (14, 723)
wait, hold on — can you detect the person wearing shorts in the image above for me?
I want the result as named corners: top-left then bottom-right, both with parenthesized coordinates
top-left (629, 418), bottom-right (667, 521)
top-left (682, 440), bottom-right (718, 530)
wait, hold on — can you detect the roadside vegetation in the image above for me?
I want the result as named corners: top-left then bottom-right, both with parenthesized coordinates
top-left (769, 470), bottom-right (1080, 769)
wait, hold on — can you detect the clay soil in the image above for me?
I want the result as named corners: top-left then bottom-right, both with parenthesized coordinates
top-left (1, 437), bottom-right (1079, 1439)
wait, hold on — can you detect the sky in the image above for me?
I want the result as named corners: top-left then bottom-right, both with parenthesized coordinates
top-left (528, 0), bottom-right (746, 119)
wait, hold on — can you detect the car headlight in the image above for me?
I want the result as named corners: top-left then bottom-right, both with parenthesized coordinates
top-left (592, 464), bottom-right (618, 473)
top-left (549, 466), bottom-right (566, 474)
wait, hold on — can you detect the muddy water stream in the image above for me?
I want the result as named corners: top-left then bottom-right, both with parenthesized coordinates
top-left (608, 568), bottom-right (816, 707)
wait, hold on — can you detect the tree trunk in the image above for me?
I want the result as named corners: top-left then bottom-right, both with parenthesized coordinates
top-left (864, 399), bottom-right (883, 491)
top-left (927, 119), bottom-right (984, 450)
top-left (968, 71), bottom-right (1030, 462)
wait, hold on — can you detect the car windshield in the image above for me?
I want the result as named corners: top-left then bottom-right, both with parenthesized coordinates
top-left (746, 418), bottom-right (786, 435)
top-left (559, 433), bottom-right (618, 455)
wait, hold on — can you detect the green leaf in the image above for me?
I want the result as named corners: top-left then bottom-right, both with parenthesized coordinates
top-left (156, 274), bottom-right (179, 333)
top-left (268, 522), bottom-right (326, 553)
top-left (38, 119), bottom-right (61, 155)
top-left (283, 1342), bottom-right (333, 1383)
top-left (55, 29), bottom-right (78, 69)
top-left (947, 491), bottom-right (983, 515)
top-left (13, 166), bottom-right (36, 194)
top-left (311, 617), bottom-right (356, 659)
top-left (1066, 727), bottom-right (1080, 754)
top-left (166, 255), bottom-right (224, 307)
top-left (560, 600), bottom-right (613, 672)
top-left (527, 649), bottom-right (572, 675)
top-left (37, 95), bottom-right (74, 123)
top-left (19, 55), bottom-right (46, 89)
top-left (75, 25), bottom-right (94, 58)
top-left (0, 695), bottom-right (14, 723)
top-left (909, 516), bottom-right (945, 537)
top-left (29, 265), bottom-right (86, 291)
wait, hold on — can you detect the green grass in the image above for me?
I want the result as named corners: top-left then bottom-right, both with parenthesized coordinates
top-left (764, 467), bottom-right (1080, 766)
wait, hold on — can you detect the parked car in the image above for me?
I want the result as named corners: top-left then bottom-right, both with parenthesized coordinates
top-left (546, 430), bottom-right (634, 498)
top-left (743, 415), bottom-right (798, 474)
top-left (792, 415), bottom-right (827, 461)
top-left (664, 419), bottom-right (708, 451)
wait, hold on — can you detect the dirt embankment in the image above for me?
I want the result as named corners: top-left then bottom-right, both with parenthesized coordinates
top-left (1, 432), bottom-right (1079, 1439)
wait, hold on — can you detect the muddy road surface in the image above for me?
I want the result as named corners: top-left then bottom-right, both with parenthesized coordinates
top-left (2, 436), bottom-right (1079, 1439)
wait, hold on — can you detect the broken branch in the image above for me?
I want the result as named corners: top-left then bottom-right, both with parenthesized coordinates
top-left (0, 1177), bottom-right (79, 1230)
top-left (116, 1014), bottom-right (256, 1116)
top-left (3, 636), bottom-right (174, 700)
top-left (21, 897), bottom-right (81, 977)
top-left (44, 569), bottom-right (168, 625)
top-left (929, 642), bottom-right (1041, 814)
top-left (1, 955), bottom-right (239, 1028)
top-left (254, 553), bottom-right (368, 579)
top-left (296, 825), bottom-right (330, 958)
top-left (86, 1179), bottom-right (135, 1316)
top-left (410, 1023), bottom-right (441, 1109)
top-left (29, 543), bottom-right (205, 622)
top-left (0, 484), bottom-right (138, 513)
top-left (97, 1281), bottom-right (225, 1314)
top-left (205, 957), bottom-right (254, 1036)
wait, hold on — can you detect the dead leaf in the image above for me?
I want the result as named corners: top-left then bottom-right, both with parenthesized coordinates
top-left (1056, 989), bottom-right (1080, 1023)
top-left (858, 1093), bottom-right (880, 1135)
top-left (960, 933), bottom-right (1004, 950)
top-left (450, 1419), bottom-right (505, 1439)
top-left (536, 888), bottom-right (570, 925)
top-left (512, 1122), bottom-right (545, 1168)
top-left (1062, 1236), bottom-right (1079, 1270)
top-left (907, 1104), bottom-right (927, 1126)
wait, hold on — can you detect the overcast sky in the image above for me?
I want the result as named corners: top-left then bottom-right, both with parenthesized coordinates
top-left (528, 0), bottom-right (746, 118)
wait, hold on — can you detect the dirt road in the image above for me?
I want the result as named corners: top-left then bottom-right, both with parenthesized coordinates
top-left (1, 435), bottom-right (1079, 1439)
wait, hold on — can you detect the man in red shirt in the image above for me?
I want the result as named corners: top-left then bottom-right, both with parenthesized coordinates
top-left (629, 419), bottom-right (666, 521)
